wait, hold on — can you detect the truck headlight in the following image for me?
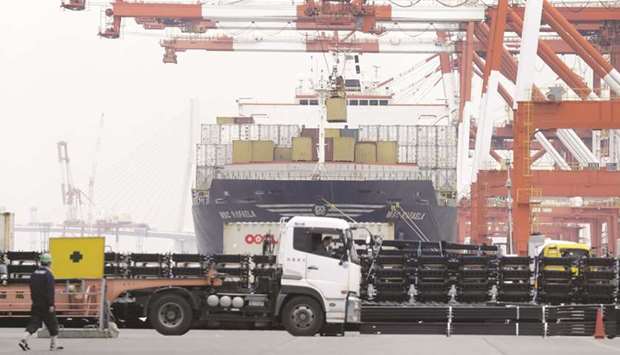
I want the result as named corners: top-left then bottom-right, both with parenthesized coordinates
top-left (346, 295), bottom-right (361, 323)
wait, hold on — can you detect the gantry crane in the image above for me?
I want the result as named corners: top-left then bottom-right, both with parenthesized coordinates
top-left (61, 0), bottom-right (620, 255)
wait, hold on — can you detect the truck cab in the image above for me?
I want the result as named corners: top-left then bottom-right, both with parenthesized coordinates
top-left (276, 216), bottom-right (362, 335)
top-left (134, 216), bottom-right (362, 337)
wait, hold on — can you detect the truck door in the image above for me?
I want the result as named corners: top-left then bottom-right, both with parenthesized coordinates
top-left (293, 228), bottom-right (350, 320)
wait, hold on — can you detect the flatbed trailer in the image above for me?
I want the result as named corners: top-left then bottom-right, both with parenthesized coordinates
top-left (2, 229), bottom-right (620, 337)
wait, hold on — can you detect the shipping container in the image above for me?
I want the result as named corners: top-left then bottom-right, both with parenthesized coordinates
top-left (216, 117), bottom-right (236, 125)
top-left (215, 144), bottom-right (229, 166)
top-left (406, 146), bottom-right (417, 164)
top-left (201, 124), bottom-right (220, 144)
top-left (417, 126), bottom-right (437, 146)
top-left (388, 126), bottom-right (399, 141)
top-left (221, 124), bottom-right (241, 144)
top-left (239, 124), bottom-right (253, 141)
top-left (397, 126), bottom-right (408, 145)
top-left (378, 125), bottom-right (389, 141)
top-left (333, 137), bottom-right (355, 162)
top-left (440, 125), bottom-right (457, 146)
top-left (407, 126), bottom-right (417, 145)
top-left (274, 147), bottom-right (292, 161)
top-left (232, 140), bottom-right (252, 163)
top-left (0, 212), bottom-right (15, 252)
top-left (377, 141), bottom-right (398, 164)
top-left (223, 221), bottom-right (394, 255)
top-left (326, 96), bottom-right (347, 122)
top-left (398, 146), bottom-right (408, 164)
top-left (340, 128), bottom-right (359, 141)
top-left (325, 137), bottom-right (334, 161)
top-left (251, 140), bottom-right (274, 162)
top-left (359, 125), bottom-right (378, 141)
top-left (417, 145), bottom-right (437, 168)
top-left (355, 142), bottom-right (377, 163)
top-left (292, 136), bottom-right (314, 161)
top-left (234, 116), bottom-right (254, 124)
top-left (223, 222), bottom-right (282, 255)
top-left (325, 128), bottom-right (340, 138)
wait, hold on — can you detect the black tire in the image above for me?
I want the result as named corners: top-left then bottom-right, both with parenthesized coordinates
top-left (281, 296), bottom-right (324, 336)
top-left (149, 293), bottom-right (193, 336)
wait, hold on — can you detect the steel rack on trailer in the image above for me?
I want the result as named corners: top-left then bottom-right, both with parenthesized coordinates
top-left (497, 256), bottom-right (532, 303)
top-left (579, 257), bottom-right (617, 304)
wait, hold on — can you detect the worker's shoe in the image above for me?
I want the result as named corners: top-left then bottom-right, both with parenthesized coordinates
top-left (18, 339), bottom-right (30, 351)
top-left (50, 344), bottom-right (64, 351)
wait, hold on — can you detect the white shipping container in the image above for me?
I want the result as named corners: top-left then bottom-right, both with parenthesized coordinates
top-left (223, 222), bottom-right (283, 255)
top-left (220, 125), bottom-right (231, 145)
top-left (249, 125), bottom-right (260, 140)
top-left (378, 125), bottom-right (389, 141)
top-left (205, 144), bottom-right (217, 166)
top-left (388, 125), bottom-right (399, 141)
top-left (360, 126), bottom-right (379, 142)
top-left (446, 169), bottom-right (457, 188)
top-left (418, 146), bottom-right (438, 168)
top-left (397, 126), bottom-right (408, 145)
top-left (407, 126), bottom-right (417, 145)
top-left (268, 125), bottom-right (280, 144)
top-left (446, 126), bottom-right (457, 146)
top-left (398, 146), bottom-right (408, 163)
top-left (417, 127), bottom-right (428, 145)
top-left (223, 221), bottom-right (394, 255)
top-left (407, 146), bottom-right (417, 164)
top-left (437, 126), bottom-right (448, 146)
top-left (258, 125), bottom-right (270, 141)
top-left (215, 144), bottom-right (228, 166)
top-left (201, 124), bottom-right (220, 144)
top-left (239, 124), bottom-right (252, 140)
top-left (227, 125), bottom-right (240, 143)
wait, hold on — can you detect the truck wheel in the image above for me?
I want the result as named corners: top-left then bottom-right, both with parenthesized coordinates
top-left (149, 294), bottom-right (193, 336)
top-left (282, 296), bottom-right (324, 336)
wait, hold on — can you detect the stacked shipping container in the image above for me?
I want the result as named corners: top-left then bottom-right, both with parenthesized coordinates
top-left (196, 123), bottom-right (457, 192)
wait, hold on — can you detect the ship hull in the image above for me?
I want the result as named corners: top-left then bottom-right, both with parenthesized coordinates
top-left (192, 179), bottom-right (456, 254)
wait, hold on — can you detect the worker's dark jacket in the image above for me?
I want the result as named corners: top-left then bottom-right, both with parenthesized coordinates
top-left (30, 267), bottom-right (55, 308)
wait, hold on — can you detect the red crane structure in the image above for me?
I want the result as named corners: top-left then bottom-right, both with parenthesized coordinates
top-left (62, 0), bottom-right (620, 255)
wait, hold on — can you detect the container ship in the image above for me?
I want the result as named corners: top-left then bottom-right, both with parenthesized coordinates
top-left (192, 69), bottom-right (458, 254)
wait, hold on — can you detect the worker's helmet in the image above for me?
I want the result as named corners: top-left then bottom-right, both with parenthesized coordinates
top-left (39, 253), bottom-right (52, 266)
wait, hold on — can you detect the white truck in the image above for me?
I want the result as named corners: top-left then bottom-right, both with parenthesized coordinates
top-left (113, 216), bottom-right (364, 336)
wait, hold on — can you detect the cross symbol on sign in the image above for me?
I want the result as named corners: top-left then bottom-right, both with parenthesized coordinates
top-left (70, 251), bottom-right (83, 263)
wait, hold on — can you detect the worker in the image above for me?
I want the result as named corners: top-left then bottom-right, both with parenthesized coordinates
top-left (18, 253), bottom-right (63, 351)
top-left (315, 236), bottom-right (333, 257)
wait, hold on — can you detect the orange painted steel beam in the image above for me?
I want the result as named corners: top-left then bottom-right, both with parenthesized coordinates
top-left (541, 1), bottom-right (613, 86)
top-left (520, 100), bottom-right (620, 129)
top-left (474, 22), bottom-right (547, 101)
top-left (481, 0), bottom-right (508, 93)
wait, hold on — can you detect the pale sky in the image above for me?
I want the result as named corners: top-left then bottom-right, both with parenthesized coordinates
top-left (0, 1), bottom-right (445, 233)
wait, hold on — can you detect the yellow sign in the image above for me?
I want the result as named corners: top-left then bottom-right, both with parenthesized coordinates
top-left (49, 237), bottom-right (105, 279)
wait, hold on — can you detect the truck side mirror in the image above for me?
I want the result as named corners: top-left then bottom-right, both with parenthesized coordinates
top-left (339, 253), bottom-right (347, 266)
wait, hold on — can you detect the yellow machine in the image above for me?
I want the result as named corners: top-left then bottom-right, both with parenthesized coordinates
top-left (49, 237), bottom-right (105, 279)
top-left (540, 241), bottom-right (590, 258)
top-left (539, 241), bottom-right (591, 274)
